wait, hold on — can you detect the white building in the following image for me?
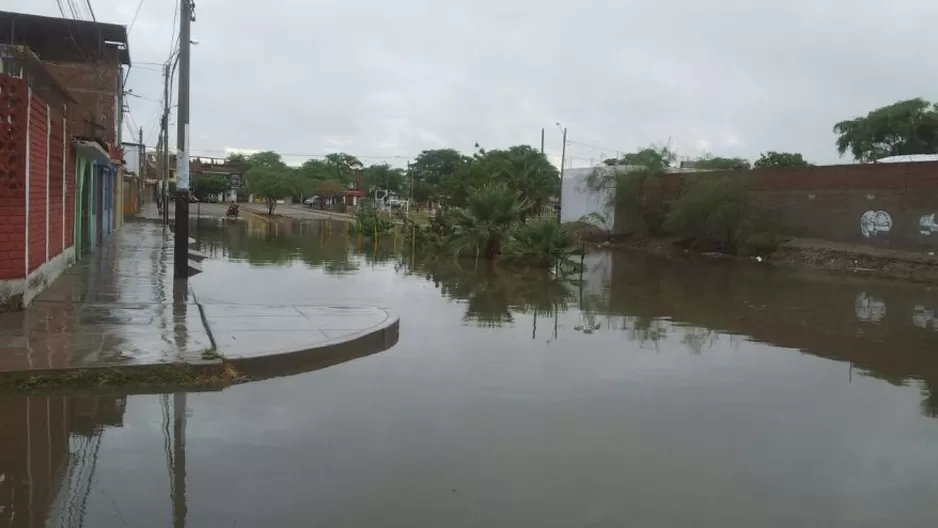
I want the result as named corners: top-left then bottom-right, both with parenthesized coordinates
top-left (560, 166), bottom-right (615, 229)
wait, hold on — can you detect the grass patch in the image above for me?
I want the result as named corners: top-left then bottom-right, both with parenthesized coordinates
top-left (0, 362), bottom-right (244, 392)
top-left (201, 348), bottom-right (223, 360)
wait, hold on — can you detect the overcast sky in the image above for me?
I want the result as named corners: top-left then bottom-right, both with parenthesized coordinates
top-left (9, 0), bottom-right (938, 167)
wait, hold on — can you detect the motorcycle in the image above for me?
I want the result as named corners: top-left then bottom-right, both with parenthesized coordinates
top-left (225, 202), bottom-right (239, 218)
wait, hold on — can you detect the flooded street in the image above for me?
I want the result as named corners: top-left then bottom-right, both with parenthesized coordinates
top-left (3, 217), bottom-right (938, 527)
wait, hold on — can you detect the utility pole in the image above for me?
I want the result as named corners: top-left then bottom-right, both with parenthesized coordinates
top-left (174, 0), bottom-right (194, 279)
top-left (557, 124), bottom-right (567, 220)
top-left (162, 62), bottom-right (170, 226)
top-left (139, 126), bottom-right (144, 213)
top-left (540, 128), bottom-right (545, 154)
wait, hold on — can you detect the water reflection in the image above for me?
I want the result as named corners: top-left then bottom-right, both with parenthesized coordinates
top-left (3, 218), bottom-right (938, 526)
top-left (0, 394), bottom-right (125, 528)
top-left (414, 259), bottom-right (576, 328)
top-left (192, 218), bottom-right (938, 420)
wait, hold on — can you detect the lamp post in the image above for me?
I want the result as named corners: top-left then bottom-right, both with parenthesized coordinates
top-left (556, 122), bottom-right (567, 220)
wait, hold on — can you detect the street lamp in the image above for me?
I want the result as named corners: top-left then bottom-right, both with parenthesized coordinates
top-left (556, 122), bottom-right (567, 220)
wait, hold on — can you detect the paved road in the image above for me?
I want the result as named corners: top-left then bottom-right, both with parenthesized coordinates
top-left (242, 203), bottom-right (356, 222)
top-left (139, 201), bottom-right (233, 221)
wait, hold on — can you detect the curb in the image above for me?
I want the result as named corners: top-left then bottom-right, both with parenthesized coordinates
top-left (0, 360), bottom-right (231, 394)
top-left (0, 314), bottom-right (401, 393)
top-left (222, 315), bottom-right (400, 382)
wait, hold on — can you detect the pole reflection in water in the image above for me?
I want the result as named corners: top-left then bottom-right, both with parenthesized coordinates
top-left (171, 277), bottom-right (189, 528)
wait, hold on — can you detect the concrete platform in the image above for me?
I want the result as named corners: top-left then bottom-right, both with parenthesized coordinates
top-left (0, 221), bottom-right (400, 383)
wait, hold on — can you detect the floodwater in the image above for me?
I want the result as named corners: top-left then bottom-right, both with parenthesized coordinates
top-left (3, 217), bottom-right (938, 527)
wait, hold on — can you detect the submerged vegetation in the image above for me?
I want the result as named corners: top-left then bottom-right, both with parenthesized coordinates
top-left (585, 144), bottom-right (783, 256)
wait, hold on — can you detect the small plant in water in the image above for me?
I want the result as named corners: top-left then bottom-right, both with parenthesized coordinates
top-left (201, 348), bottom-right (223, 360)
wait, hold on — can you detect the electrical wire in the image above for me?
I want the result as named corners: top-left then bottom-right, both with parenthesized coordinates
top-left (128, 0), bottom-right (146, 34)
top-left (84, 0), bottom-right (97, 22)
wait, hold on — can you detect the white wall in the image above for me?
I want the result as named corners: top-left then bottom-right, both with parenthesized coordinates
top-left (560, 166), bottom-right (614, 229)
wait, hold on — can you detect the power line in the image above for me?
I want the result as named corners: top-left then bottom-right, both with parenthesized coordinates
top-left (186, 148), bottom-right (412, 161)
top-left (84, 0), bottom-right (97, 22)
top-left (128, 0), bottom-right (146, 33)
top-left (566, 139), bottom-right (625, 155)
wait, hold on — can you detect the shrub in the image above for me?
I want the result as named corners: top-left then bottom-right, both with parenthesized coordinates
top-left (503, 216), bottom-right (581, 267)
top-left (663, 177), bottom-right (781, 255)
top-left (585, 146), bottom-right (675, 235)
top-left (448, 183), bottom-right (530, 259)
top-left (354, 206), bottom-right (395, 235)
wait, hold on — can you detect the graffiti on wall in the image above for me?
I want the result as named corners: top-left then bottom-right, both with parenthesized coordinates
top-left (854, 294), bottom-right (938, 332)
top-left (920, 214), bottom-right (938, 236)
top-left (855, 292), bottom-right (887, 323)
top-left (860, 210), bottom-right (893, 238)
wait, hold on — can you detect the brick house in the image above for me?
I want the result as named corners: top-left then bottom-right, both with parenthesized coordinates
top-left (0, 12), bottom-right (131, 310)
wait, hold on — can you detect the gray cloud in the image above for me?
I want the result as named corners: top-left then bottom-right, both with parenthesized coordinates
top-left (10, 0), bottom-right (938, 167)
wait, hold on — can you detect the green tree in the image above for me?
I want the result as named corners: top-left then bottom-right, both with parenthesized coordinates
top-left (465, 145), bottom-right (559, 218)
top-left (603, 147), bottom-right (676, 168)
top-left (297, 159), bottom-right (329, 181)
top-left (225, 152), bottom-right (250, 171)
top-left (408, 148), bottom-right (472, 204)
top-left (190, 174), bottom-right (229, 201)
top-left (692, 155), bottom-right (751, 171)
top-left (834, 98), bottom-right (938, 162)
top-left (323, 153), bottom-right (363, 184)
top-left (754, 151), bottom-right (810, 169)
top-left (246, 167), bottom-right (302, 215)
top-left (247, 151), bottom-right (289, 170)
top-left (364, 163), bottom-right (405, 195)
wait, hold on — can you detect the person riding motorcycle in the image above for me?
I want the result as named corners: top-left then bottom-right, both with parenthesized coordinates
top-left (226, 201), bottom-right (239, 217)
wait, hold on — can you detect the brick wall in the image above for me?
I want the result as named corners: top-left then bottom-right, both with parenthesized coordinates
top-left (620, 162), bottom-right (938, 250)
top-left (28, 94), bottom-right (48, 272)
top-left (0, 72), bottom-right (76, 295)
top-left (49, 106), bottom-right (65, 257)
top-left (43, 62), bottom-right (119, 144)
top-left (0, 76), bottom-right (28, 281)
top-left (743, 163), bottom-right (938, 249)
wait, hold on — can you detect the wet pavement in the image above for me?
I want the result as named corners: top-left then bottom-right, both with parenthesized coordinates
top-left (0, 221), bottom-right (397, 374)
top-left (2, 218), bottom-right (938, 526)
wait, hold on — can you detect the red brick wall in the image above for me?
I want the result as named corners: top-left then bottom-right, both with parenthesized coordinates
top-left (28, 94), bottom-right (48, 272)
top-left (49, 106), bottom-right (65, 257)
top-left (0, 76), bottom-right (28, 281)
top-left (635, 163), bottom-right (938, 250)
top-left (1, 74), bottom-right (77, 288)
top-left (44, 62), bottom-right (119, 144)
top-left (65, 138), bottom-right (75, 248)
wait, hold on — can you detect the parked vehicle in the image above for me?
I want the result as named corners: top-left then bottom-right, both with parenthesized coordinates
top-left (386, 197), bottom-right (407, 209)
top-left (188, 193), bottom-right (199, 203)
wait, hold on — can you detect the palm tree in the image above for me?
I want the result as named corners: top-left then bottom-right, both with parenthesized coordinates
top-left (448, 183), bottom-right (531, 259)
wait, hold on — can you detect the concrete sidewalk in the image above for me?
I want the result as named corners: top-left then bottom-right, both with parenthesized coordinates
top-left (0, 222), bottom-right (398, 380)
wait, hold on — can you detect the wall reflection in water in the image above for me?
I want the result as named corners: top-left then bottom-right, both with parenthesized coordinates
top-left (0, 394), bottom-right (124, 528)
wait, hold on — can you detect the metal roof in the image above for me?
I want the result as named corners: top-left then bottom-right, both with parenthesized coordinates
top-left (0, 10), bottom-right (130, 66)
top-left (875, 154), bottom-right (938, 163)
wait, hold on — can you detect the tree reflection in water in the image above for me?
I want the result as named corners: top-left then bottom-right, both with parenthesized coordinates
top-left (410, 258), bottom-right (578, 328)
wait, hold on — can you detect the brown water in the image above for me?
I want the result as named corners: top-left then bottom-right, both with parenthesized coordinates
top-left (3, 218), bottom-right (938, 527)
